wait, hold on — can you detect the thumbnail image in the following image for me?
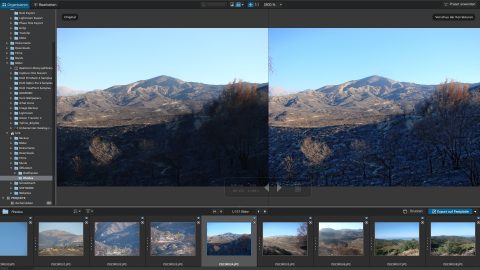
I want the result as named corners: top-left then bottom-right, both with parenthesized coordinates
top-left (375, 222), bottom-right (419, 256)
top-left (0, 222), bottom-right (28, 256)
top-left (38, 222), bottom-right (84, 256)
top-left (94, 222), bottom-right (140, 256)
top-left (262, 222), bottom-right (307, 256)
top-left (318, 222), bottom-right (363, 256)
top-left (57, 28), bottom-right (268, 187)
top-left (150, 222), bottom-right (196, 256)
top-left (207, 222), bottom-right (252, 256)
top-left (268, 28), bottom-right (480, 187)
top-left (430, 222), bottom-right (476, 256)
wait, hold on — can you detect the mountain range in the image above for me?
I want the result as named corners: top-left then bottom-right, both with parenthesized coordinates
top-left (269, 75), bottom-right (477, 127)
top-left (207, 233), bottom-right (252, 256)
top-left (94, 222), bottom-right (140, 256)
top-left (39, 229), bottom-right (83, 249)
top-left (319, 228), bottom-right (363, 241)
top-left (57, 75), bottom-right (264, 127)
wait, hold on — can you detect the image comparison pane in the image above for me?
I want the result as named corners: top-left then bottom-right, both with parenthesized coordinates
top-left (268, 28), bottom-right (480, 187)
top-left (318, 222), bottom-right (363, 256)
top-left (0, 222), bottom-right (28, 256)
top-left (375, 222), bottom-right (419, 256)
top-left (57, 28), bottom-right (269, 187)
top-left (430, 222), bottom-right (476, 256)
top-left (55, 27), bottom-right (480, 188)
top-left (38, 222), bottom-right (84, 256)
top-left (150, 222), bottom-right (196, 256)
top-left (206, 222), bottom-right (252, 256)
top-left (262, 222), bottom-right (308, 256)
top-left (94, 222), bottom-right (140, 256)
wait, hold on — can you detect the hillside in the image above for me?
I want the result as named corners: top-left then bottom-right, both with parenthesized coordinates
top-left (270, 76), bottom-right (436, 128)
top-left (431, 235), bottom-right (476, 256)
top-left (269, 77), bottom-right (480, 187)
top-left (57, 77), bottom-right (269, 186)
top-left (318, 228), bottom-right (363, 256)
top-left (263, 235), bottom-right (307, 255)
top-left (38, 229), bottom-right (83, 256)
top-left (94, 222), bottom-right (140, 256)
top-left (150, 222), bottom-right (196, 256)
top-left (207, 233), bottom-right (252, 256)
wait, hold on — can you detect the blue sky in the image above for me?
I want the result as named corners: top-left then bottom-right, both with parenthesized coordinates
top-left (431, 222), bottom-right (475, 237)
top-left (39, 222), bottom-right (83, 236)
top-left (207, 222), bottom-right (251, 236)
top-left (0, 222), bottom-right (28, 256)
top-left (318, 222), bottom-right (363, 231)
top-left (375, 222), bottom-right (419, 240)
top-left (269, 28), bottom-right (480, 94)
top-left (263, 222), bottom-right (305, 237)
top-left (57, 28), bottom-right (268, 91)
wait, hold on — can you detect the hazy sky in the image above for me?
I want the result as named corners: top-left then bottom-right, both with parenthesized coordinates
top-left (318, 222), bottom-right (364, 231)
top-left (39, 222), bottom-right (83, 236)
top-left (269, 28), bottom-right (480, 93)
top-left (207, 222), bottom-right (251, 236)
top-left (263, 222), bottom-right (305, 237)
top-left (57, 28), bottom-right (268, 91)
top-left (375, 222), bottom-right (419, 240)
top-left (431, 222), bottom-right (475, 237)
top-left (0, 222), bottom-right (28, 256)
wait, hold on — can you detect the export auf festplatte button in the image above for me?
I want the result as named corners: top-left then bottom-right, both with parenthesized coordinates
top-left (428, 208), bottom-right (473, 215)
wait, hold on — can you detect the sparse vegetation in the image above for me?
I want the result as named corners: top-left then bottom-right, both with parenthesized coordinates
top-left (431, 236), bottom-right (475, 256)
top-left (300, 137), bottom-right (331, 185)
top-left (269, 78), bottom-right (480, 186)
top-left (262, 222), bottom-right (307, 256)
top-left (58, 78), bottom-right (268, 186)
top-left (375, 239), bottom-right (419, 256)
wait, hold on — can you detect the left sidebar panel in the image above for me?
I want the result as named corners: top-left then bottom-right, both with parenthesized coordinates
top-left (0, 5), bottom-right (56, 206)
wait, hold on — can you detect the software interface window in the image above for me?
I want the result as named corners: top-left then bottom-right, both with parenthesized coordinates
top-left (0, 0), bottom-right (479, 268)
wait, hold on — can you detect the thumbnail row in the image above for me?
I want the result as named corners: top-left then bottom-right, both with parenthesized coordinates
top-left (0, 221), bottom-right (477, 257)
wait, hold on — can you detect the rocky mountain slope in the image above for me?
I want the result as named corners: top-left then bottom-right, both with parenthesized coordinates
top-left (269, 75), bottom-right (437, 127)
top-left (94, 222), bottom-right (140, 256)
top-left (57, 75), bottom-right (229, 127)
top-left (207, 233), bottom-right (252, 256)
top-left (39, 229), bottom-right (83, 248)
